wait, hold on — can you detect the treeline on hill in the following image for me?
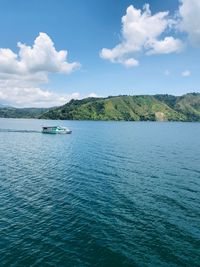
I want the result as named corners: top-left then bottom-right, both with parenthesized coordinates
top-left (0, 107), bottom-right (48, 118)
top-left (40, 93), bottom-right (200, 122)
top-left (1, 93), bottom-right (200, 121)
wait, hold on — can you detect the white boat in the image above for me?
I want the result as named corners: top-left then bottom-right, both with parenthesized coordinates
top-left (42, 126), bottom-right (72, 134)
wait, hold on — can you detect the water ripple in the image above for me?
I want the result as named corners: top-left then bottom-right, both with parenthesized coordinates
top-left (0, 119), bottom-right (200, 267)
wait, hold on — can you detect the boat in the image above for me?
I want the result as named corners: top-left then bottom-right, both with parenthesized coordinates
top-left (42, 126), bottom-right (72, 134)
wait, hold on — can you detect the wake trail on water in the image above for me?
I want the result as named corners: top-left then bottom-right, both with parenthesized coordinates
top-left (0, 128), bottom-right (41, 133)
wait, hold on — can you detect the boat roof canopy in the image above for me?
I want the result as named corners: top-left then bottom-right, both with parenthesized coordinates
top-left (42, 126), bottom-right (67, 129)
top-left (43, 126), bottom-right (58, 128)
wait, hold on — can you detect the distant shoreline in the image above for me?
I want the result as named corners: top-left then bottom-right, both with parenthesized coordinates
top-left (1, 118), bottom-right (200, 123)
top-left (1, 93), bottom-right (200, 122)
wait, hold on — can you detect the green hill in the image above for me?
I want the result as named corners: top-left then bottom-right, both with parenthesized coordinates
top-left (40, 93), bottom-right (200, 121)
top-left (1, 93), bottom-right (200, 121)
top-left (0, 107), bottom-right (48, 118)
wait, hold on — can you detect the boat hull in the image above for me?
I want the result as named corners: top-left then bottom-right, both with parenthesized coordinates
top-left (42, 126), bottom-right (72, 134)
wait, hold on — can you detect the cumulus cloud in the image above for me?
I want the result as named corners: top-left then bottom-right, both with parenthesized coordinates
top-left (146, 37), bottom-right (183, 55)
top-left (178, 0), bottom-right (200, 45)
top-left (100, 4), bottom-right (183, 67)
top-left (0, 32), bottom-right (80, 81)
top-left (0, 33), bottom-right (81, 107)
top-left (181, 70), bottom-right (191, 77)
top-left (0, 81), bottom-right (80, 107)
top-left (0, 82), bottom-right (100, 107)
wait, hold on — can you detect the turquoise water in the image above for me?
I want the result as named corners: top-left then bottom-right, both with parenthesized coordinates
top-left (0, 118), bottom-right (200, 267)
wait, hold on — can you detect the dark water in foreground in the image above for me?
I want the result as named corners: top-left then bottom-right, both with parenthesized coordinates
top-left (0, 119), bottom-right (200, 267)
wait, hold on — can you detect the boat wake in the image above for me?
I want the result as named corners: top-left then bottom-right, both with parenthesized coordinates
top-left (0, 128), bottom-right (41, 133)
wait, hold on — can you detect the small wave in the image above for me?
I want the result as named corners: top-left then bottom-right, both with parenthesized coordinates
top-left (0, 128), bottom-right (41, 133)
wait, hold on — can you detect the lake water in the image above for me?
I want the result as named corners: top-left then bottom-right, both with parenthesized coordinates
top-left (0, 118), bottom-right (200, 267)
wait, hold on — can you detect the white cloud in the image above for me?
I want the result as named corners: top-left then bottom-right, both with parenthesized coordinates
top-left (87, 93), bottom-right (100, 98)
top-left (100, 4), bottom-right (183, 67)
top-left (178, 0), bottom-right (200, 45)
top-left (146, 37), bottom-right (183, 55)
top-left (181, 70), bottom-right (191, 77)
top-left (122, 58), bottom-right (139, 68)
top-left (0, 79), bottom-right (81, 107)
top-left (0, 32), bottom-right (80, 81)
top-left (164, 70), bottom-right (170, 76)
top-left (0, 84), bottom-right (101, 107)
top-left (0, 33), bottom-right (81, 107)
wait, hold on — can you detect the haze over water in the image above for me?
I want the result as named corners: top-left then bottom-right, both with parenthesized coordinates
top-left (0, 119), bottom-right (200, 266)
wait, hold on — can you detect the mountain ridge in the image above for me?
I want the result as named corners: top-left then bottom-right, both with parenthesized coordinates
top-left (1, 93), bottom-right (200, 121)
top-left (39, 93), bottom-right (200, 122)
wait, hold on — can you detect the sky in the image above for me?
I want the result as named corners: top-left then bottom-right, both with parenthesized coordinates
top-left (0, 0), bottom-right (200, 107)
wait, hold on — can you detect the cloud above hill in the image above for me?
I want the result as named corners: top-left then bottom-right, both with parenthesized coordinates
top-left (0, 32), bottom-right (80, 81)
top-left (100, 0), bottom-right (200, 67)
top-left (0, 79), bottom-right (81, 107)
top-left (178, 0), bottom-right (200, 45)
top-left (0, 33), bottom-right (81, 107)
top-left (100, 4), bottom-right (183, 67)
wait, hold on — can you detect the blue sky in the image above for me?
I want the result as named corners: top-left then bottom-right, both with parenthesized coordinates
top-left (0, 0), bottom-right (199, 107)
